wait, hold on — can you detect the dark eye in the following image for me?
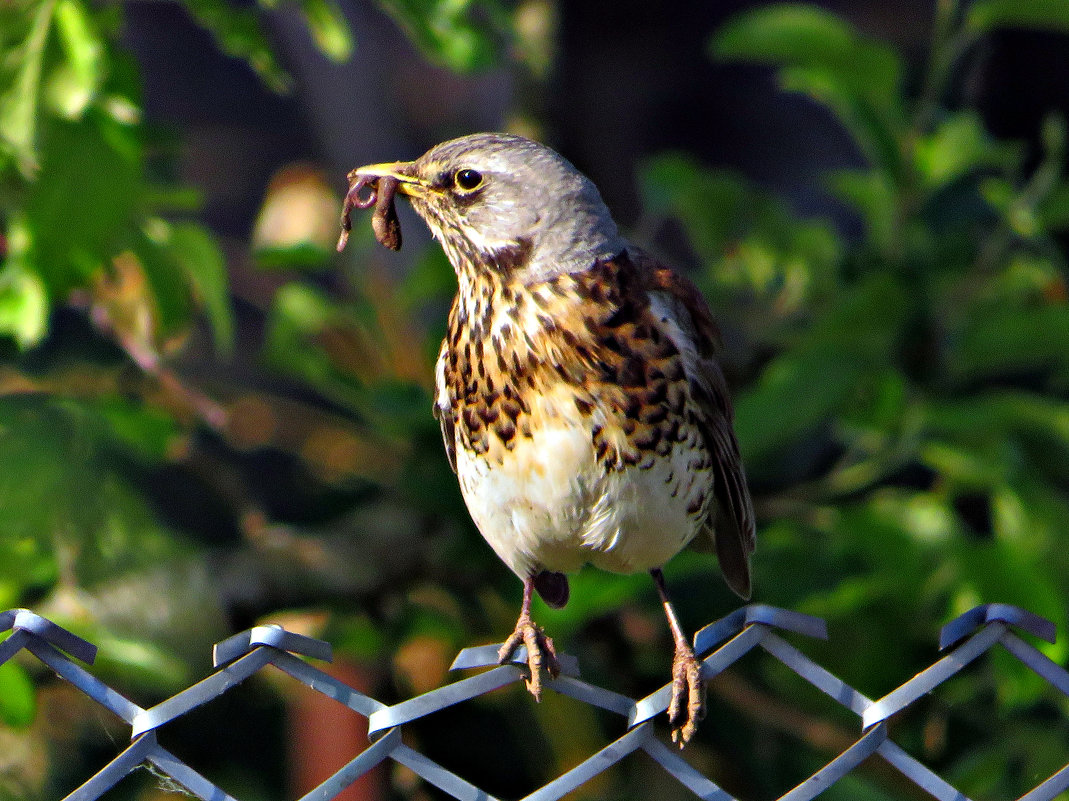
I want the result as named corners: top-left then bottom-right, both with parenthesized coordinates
top-left (454, 169), bottom-right (483, 191)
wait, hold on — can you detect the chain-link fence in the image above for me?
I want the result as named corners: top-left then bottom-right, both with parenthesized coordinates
top-left (3, 603), bottom-right (1067, 801)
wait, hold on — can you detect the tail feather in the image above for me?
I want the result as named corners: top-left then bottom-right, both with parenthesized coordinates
top-left (713, 520), bottom-right (752, 600)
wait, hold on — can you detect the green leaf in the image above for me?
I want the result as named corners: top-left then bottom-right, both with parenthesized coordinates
top-left (950, 536), bottom-right (1066, 667)
top-left (0, 397), bottom-right (185, 588)
top-left (330, 614), bottom-right (386, 662)
top-left (0, 661), bottom-right (35, 728)
top-left (967, 0), bottom-right (1069, 35)
top-left (92, 632), bottom-right (191, 691)
top-left (734, 274), bottom-right (909, 466)
top-left (735, 346), bottom-right (865, 466)
top-left (0, 0), bottom-right (55, 175)
top-left (1037, 182), bottom-right (1069, 230)
top-left (168, 223), bottom-right (235, 355)
top-left (264, 282), bottom-right (366, 409)
top-left (914, 112), bottom-right (1020, 191)
top-left (546, 571), bottom-right (651, 639)
top-left (135, 223), bottom-right (195, 337)
top-left (779, 65), bottom-right (905, 177)
top-left (639, 153), bottom-right (754, 261)
top-left (819, 771), bottom-right (909, 801)
top-left (638, 152), bottom-right (840, 307)
top-left (48, 0), bottom-right (104, 118)
top-left (0, 266), bottom-right (48, 348)
top-left (827, 168), bottom-right (897, 251)
top-left (711, 4), bottom-right (902, 104)
top-left (179, 0), bottom-right (292, 92)
top-left (0, 214), bottom-right (49, 348)
top-left (23, 114), bottom-right (142, 297)
top-left (712, 3), bottom-right (855, 59)
top-left (135, 219), bottom-right (235, 353)
top-left (710, 4), bottom-right (906, 175)
top-left (376, 0), bottom-right (508, 72)
top-left (95, 397), bottom-right (184, 461)
top-left (949, 304), bottom-right (1069, 384)
top-left (296, 0), bottom-right (353, 61)
top-left (923, 391), bottom-right (1069, 489)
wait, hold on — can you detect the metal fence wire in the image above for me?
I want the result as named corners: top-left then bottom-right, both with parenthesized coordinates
top-left (3, 603), bottom-right (1068, 801)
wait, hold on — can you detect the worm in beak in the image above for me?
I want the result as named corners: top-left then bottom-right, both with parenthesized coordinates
top-left (337, 174), bottom-right (402, 252)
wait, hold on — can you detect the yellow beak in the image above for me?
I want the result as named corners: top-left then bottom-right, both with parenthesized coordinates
top-left (345, 161), bottom-right (428, 197)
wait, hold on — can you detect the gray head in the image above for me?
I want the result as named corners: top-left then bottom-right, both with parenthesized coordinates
top-left (346, 133), bottom-right (626, 283)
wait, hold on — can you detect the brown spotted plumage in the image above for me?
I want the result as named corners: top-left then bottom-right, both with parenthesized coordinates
top-left (339, 133), bottom-right (755, 745)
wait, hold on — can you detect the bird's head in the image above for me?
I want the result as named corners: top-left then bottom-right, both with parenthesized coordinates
top-left (342, 133), bottom-right (625, 283)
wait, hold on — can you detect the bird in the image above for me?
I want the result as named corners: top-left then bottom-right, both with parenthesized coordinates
top-left (338, 133), bottom-right (755, 745)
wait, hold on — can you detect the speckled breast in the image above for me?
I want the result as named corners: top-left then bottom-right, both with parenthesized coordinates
top-left (442, 255), bottom-right (713, 512)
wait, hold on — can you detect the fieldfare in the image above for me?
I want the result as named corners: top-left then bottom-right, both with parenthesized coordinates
top-left (338, 133), bottom-right (755, 745)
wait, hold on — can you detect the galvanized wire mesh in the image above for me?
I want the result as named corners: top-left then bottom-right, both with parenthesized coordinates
top-left (3, 603), bottom-right (1067, 801)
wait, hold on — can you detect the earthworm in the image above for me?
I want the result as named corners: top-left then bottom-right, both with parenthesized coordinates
top-left (336, 174), bottom-right (402, 252)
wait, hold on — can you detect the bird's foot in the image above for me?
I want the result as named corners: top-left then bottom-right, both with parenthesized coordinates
top-left (668, 644), bottom-right (706, 747)
top-left (497, 614), bottom-right (560, 701)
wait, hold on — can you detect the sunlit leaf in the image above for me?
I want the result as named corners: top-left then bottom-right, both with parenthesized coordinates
top-left (914, 112), bottom-right (1020, 190)
top-left (0, 0), bottom-right (54, 175)
top-left (48, 0), bottom-right (104, 118)
top-left (376, 0), bottom-right (509, 72)
top-left (296, 0), bottom-right (353, 61)
top-left (638, 152), bottom-right (839, 309)
top-left (92, 633), bottom-right (191, 691)
top-left (0, 214), bottom-right (48, 348)
top-left (0, 266), bottom-right (48, 348)
top-left (712, 4), bottom-right (861, 66)
top-left (950, 535), bottom-right (1066, 666)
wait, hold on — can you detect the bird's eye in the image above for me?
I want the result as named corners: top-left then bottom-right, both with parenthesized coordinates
top-left (454, 169), bottom-right (484, 191)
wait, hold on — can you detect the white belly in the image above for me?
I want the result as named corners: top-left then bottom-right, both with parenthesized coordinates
top-left (454, 386), bottom-right (705, 579)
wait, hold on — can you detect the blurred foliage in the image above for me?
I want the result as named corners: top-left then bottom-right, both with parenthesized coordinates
top-left (1, 0), bottom-right (1068, 800)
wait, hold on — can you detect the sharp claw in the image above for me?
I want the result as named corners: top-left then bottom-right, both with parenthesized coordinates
top-left (498, 616), bottom-right (560, 702)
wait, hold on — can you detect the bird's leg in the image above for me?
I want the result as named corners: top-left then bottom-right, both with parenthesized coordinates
top-left (498, 576), bottom-right (561, 701)
top-left (651, 568), bottom-right (705, 746)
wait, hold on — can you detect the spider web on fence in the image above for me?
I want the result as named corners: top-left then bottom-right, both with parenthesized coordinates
top-left (2, 603), bottom-right (1067, 801)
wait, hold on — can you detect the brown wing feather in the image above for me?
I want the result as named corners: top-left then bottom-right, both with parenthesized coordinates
top-left (634, 250), bottom-right (756, 599)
